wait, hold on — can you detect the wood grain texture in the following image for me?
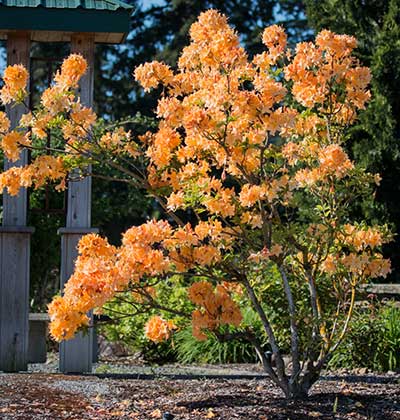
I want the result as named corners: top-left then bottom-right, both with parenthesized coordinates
top-left (59, 232), bottom-right (94, 373)
top-left (3, 33), bottom-right (30, 226)
top-left (59, 34), bottom-right (96, 373)
top-left (0, 34), bottom-right (32, 373)
top-left (66, 33), bottom-right (95, 228)
top-left (0, 231), bottom-right (32, 371)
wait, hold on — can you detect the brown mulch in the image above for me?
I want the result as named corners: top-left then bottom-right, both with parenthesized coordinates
top-left (0, 372), bottom-right (399, 419)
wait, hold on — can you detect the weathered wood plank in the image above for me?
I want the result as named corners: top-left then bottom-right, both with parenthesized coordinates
top-left (0, 33), bottom-right (32, 373)
top-left (58, 34), bottom-right (96, 373)
top-left (59, 230), bottom-right (97, 373)
top-left (3, 32), bottom-right (30, 226)
top-left (0, 228), bottom-right (33, 371)
top-left (65, 33), bottom-right (95, 228)
top-left (362, 283), bottom-right (400, 296)
top-left (29, 313), bottom-right (50, 322)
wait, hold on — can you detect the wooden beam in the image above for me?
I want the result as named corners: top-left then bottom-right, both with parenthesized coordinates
top-left (362, 283), bottom-right (400, 296)
top-left (67, 33), bottom-right (94, 228)
top-left (0, 33), bottom-right (32, 373)
top-left (3, 32), bottom-right (30, 226)
top-left (58, 33), bottom-right (96, 373)
top-left (58, 228), bottom-right (98, 373)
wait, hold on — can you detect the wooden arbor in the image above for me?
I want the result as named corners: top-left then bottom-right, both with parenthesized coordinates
top-left (0, 0), bottom-right (133, 373)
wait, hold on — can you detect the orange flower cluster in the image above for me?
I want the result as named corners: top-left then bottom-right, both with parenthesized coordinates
top-left (134, 61), bottom-right (174, 92)
top-left (1, 131), bottom-right (30, 162)
top-left (163, 222), bottom-right (226, 272)
top-left (48, 296), bottom-right (90, 341)
top-left (0, 112), bottom-right (10, 133)
top-left (340, 224), bottom-right (384, 251)
top-left (321, 252), bottom-right (391, 279)
top-left (41, 85), bottom-right (71, 115)
top-left (0, 155), bottom-right (66, 195)
top-left (285, 30), bottom-right (370, 119)
top-left (0, 53), bottom-right (95, 198)
top-left (0, 64), bottom-right (29, 104)
top-left (63, 103), bottom-right (97, 143)
top-left (293, 144), bottom-right (354, 187)
top-left (179, 10), bottom-right (247, 70)
top-left (188, 281), bottom-right (242, 340)
top-left (54, 53), bottom-right (87, 89)
top-left (99, 127), bottom-right (133, 155)
top-left (134, 11), bottom-right (297, 203)
top-left (319, 224), bottom-right (391, 279)
top-left (261, 25), bottom-right (287, 63)
top-left (239, 177), bottom-right (290, 208)
top-left (248, 244), bottom-right (283, 263)
top-left (48, 234), bottom-right (119, 340)
top-left (145, 316), bottom-right (176, 343)
top-left (48, 220), bottom-right (230, 341)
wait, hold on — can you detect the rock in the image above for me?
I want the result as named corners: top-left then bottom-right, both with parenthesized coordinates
top-left (97, 335), bottom-right (131, 358)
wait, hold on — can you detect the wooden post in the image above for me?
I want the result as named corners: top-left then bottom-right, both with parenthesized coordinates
top-left (0, 32), bottom-right (33, 372)
top-left (58, 33), bottom-right (97, 373)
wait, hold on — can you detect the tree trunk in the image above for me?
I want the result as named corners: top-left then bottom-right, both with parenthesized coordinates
top-left (264, 358), bottom-right (322, 400)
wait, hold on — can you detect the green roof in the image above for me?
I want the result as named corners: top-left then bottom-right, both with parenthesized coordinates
top-left (0, 0), bottom-right (134, 44)
top-left (0, 0), bottom-right (132, 11)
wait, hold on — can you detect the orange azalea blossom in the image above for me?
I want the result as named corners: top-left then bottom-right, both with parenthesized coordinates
top-left (221, 281), bottom-right (243, 295)
top-left (179, 9), bottom-right (247, 70)
top-left (315, 30), bottom-right (357, 58)
top-left (0, 155), bottom-right (66, 195)
top-left (293, 144), bottom-right (354, 187)
top-left (134, 61), bottom-right (174, 92)
top-left (241, 211), bottom-right (263, 228)
top-left (41, 85), bottom-right (72, 115)
top-left (321, 254), bottom-right (337, 275)
top-left (145, 316), bottom-right (176, 343)
top-left (99, 128), bottom-right (132, 153)
top-left (0, 64), bottom-right (29, 104)
top-left (0, 111), bottom-right (10, 133)
top-left (248, 244), bottom-right (283, 263)
top-left (47, 218), bottom-right (231, 341)
top-left (19, 112), bottom-right (52, 139)
top-left (364, 256), bottom-right (391, 278)
top-left (318, 144), bottom-right (354, 178)
top-left (340, 252), bottom-right (391, 278)
top-left (285, 30), bottom-right (370, 113)
top-left (63, 105), bottom-right (97, 142)
top-left (1, 131), bottom-right (29, 162)
top-left (48, 296), bottom-right (90, 341)
top-left (167, 191), bottom-right (185, 210)
top-left (338, 224), bottom-right (389, 251)
top-left (261, 24), bottom-right (287, 63)
top-left (188, 281), bottom-right (242, 341)
top-left (54, 53), bottom-right (87, 88)
top-left (239, 184), bottom-right (266, 207)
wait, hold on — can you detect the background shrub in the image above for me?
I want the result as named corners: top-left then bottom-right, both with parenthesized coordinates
top-left (328, 301), bottom-right (400, 372)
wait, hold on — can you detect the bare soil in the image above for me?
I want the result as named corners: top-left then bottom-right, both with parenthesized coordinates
top-left (0, 371), bottom-right (399, 419)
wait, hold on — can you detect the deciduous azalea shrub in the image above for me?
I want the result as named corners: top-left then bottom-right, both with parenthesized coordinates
top-left (0, 10), bottom-right (392, 399)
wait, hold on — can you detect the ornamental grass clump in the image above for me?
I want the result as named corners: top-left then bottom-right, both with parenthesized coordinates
top-left (0, 10), bottom-right (392, 399)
